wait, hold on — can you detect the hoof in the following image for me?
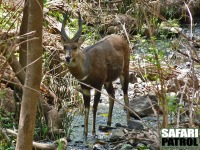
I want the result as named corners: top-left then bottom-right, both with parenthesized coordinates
top-left (107, 121), bottom-right (111, 126)
top-left (83, 132), bottom-right (88, 140)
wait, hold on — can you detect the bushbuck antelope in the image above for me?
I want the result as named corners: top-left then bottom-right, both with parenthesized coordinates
top-left (61, 12), bottom-right (130, 138)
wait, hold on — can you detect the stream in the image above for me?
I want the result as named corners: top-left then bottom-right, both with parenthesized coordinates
top-left (67, 80), bottom-right (159, 150)
top-left (67, 18), bottom-right (200, 150)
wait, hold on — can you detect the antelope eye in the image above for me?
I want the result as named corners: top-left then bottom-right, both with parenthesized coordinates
top-left (64, 46), bottom-right (67, 50)
top-left (64, 45), bottom-right (71, 50)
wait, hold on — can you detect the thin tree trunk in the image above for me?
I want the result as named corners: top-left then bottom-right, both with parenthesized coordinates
top-left (16, 0), bottom-right (43, 149)
top-left (19, 0), bottom-right (29, 72)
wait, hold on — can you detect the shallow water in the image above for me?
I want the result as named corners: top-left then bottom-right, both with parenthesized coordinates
top-left (67, 18), bottom-right (200, 149)
top-left (67, 81), bottom-right (130, 149)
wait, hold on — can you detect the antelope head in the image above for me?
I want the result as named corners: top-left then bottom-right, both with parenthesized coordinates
top-left (61, 12), bottom-right (85, 66)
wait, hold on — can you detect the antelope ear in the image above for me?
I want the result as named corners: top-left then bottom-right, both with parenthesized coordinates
top-left (78, 36), bottom-right (86, 45)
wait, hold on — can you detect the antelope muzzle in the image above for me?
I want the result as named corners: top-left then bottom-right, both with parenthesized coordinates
top-left (65, 55), bottom-right (71, 63)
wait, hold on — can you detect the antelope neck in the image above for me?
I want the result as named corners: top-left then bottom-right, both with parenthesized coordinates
top-left (68, 51), bottom-right (88, 81)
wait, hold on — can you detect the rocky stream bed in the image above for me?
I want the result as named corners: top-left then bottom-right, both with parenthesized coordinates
top-left (66, 20), bottom-right (200, 149)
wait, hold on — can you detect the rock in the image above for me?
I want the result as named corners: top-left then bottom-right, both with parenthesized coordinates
top-left (115, 123), bottom-right (127, 128)
top-left (156, 21), bottom-right (182, 38)
top-left (143, 130), bottom-right (160, 150)
top-left (46, 108), bottom-right (61, 130)
top-left (99, 125), bottom-right (117, 132)
top-left (195, 113), bottom-right (200, 122)
top-left (149, 142), bottom-right (160, 150)
top-left (127, 119), bottom-right (144, 130)
top-left (100, 14), bottom-right (136, 36)
top-left (74, 140), bottom-right (84, 144)
top-left (129, 94), bottom-right (159, 118)
top-left (120, 144), bottom-right (134, 150)
top-left (0, 88), bottom-right (16, 115)
top-left (93, 143), bottom-right (107, 150)
top-left (110, 129), bottom-right (126, 142)
top-left (129, 72), bottom-right (137, 84)
top-left (194, 36), bottom-right (200, 48)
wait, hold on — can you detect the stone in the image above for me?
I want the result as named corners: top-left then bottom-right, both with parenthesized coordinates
top-left (127, 119), bottom-right (144, 130)
top-left (110, 129), bottom-right (126, 141)
top-left (129, 94), bottom-right (159, 118)
top-left (0, 88), bottom-right (16, 115)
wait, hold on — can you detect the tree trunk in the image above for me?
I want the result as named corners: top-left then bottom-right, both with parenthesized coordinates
top-left (19, 0), bottom-right (29, 72)
top-left (16, 0), bottom-right (43, 149)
